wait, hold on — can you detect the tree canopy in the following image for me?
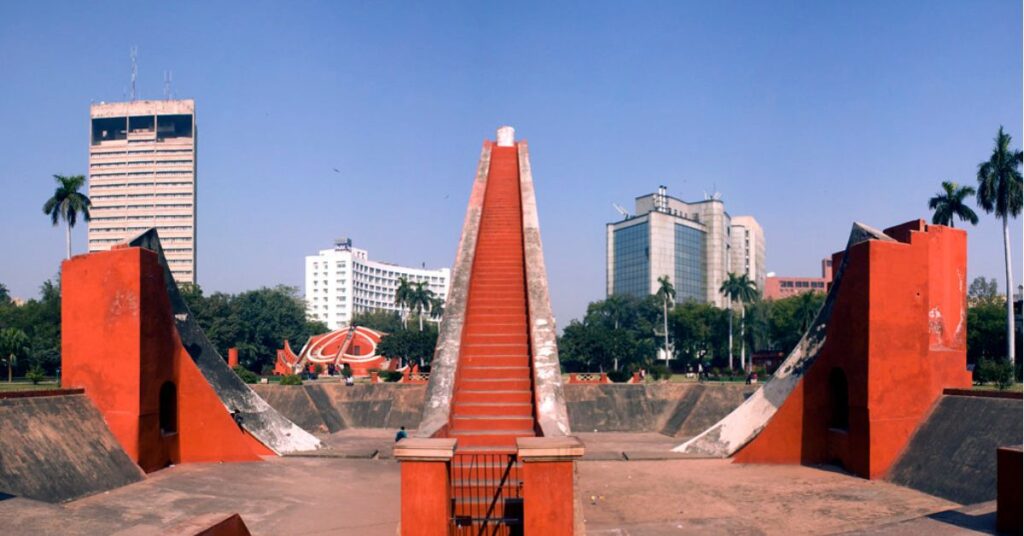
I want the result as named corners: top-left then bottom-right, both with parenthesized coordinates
top-left (928, 181), bottom-right (978, 228)
top-left (180, 284), bottom-right (326, 374)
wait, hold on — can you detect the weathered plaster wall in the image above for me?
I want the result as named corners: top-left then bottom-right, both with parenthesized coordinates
top-left (517, 141), bottom-right (572, 437)
top-left (720, 220), bottom-right (972, 479)
top-left (0, 392), bottom-right (144, 503)
top-left (255, 382), bottom-right (751, 436)
top-left (415, 143), bottom-right (492, 438)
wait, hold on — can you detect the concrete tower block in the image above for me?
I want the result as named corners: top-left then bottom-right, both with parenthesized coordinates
top-left (496, 126), bottom-right (515, 147)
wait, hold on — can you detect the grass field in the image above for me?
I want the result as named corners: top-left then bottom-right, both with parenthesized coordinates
top-left (0, 380), bottom-right (60, 392)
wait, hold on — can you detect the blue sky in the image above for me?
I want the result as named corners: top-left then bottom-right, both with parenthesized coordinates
top-left (1, 1), bottom-right (1021, 326)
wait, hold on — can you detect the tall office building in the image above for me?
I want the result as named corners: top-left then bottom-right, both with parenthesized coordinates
top-left (306, 238), bottom-right (451, 330)
top-left (606, 186), bottom-right (765, 307)
top-left (87, 99), bottom-right (197, 283)
top-left (730, 215), bottom-right (767, 292)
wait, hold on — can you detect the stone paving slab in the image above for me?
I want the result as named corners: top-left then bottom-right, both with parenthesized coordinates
top-left (0, 430), bottom-right (971, 535)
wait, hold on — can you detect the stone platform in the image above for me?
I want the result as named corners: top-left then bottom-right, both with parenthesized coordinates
top-left (0, 430), bottom-right (985, 535)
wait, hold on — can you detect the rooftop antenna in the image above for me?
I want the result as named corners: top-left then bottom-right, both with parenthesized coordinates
top-left (612, 203), bottom-right (630, 219)
top-left (129, 46), bottom-right (138, 101)
top-left (163, 70), bottom-right (173, 100)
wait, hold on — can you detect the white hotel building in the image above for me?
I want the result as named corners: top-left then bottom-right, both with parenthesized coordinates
top-left (305, 239), bottom-right (451, 330)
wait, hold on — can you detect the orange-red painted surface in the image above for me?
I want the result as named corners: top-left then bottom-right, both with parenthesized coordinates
top-left (447, 143), bottom-right (537, 452)
top-left (734, 220), bottom-right (971, 479)
top-left (227, 347), bottom-right (239, 368)
top-left (522, 460), bottom-right (576, 535)
top-left (63, 247), bottom-right (270, 472)
top-left (400, 460), bottom-right (451, 536)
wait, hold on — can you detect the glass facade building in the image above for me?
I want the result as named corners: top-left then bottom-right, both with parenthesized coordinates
top-left (612, 222), bottom-right (649, 296)
top-left (674, 224), bottom-right (705, 302)
top-left (607, 186), bottom-right (763, 307)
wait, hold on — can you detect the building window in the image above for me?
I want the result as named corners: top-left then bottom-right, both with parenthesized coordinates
top-left (674, 223), bottom-right (706, 302)
top-left (612, 222), bottom-right (649, 297)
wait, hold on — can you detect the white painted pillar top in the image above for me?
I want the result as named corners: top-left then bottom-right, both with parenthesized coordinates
top-left (496, 126), bottom-right (515, 147)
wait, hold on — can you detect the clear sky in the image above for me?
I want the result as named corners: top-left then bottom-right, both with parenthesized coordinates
top-left (1, 1), bottom-right (1021, 326)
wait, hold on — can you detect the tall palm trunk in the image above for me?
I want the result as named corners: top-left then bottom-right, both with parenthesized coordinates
top-left (662, 299), bottom-right (670, 363)
top-left (727, 306), bottom-right (734, 371)
top-left (740, 306), bottom-right (747, 372)
top-left (65, 222), bottom-right (71, 260)
top-left (1002, 215), bottom-right (1016, 367)
top-left (418, 310), bottom-right (424, 332)
top-left (7, 357), bottom-right (12, 383)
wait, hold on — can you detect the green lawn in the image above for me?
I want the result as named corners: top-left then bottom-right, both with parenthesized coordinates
top-left (972, 382), bottom-right (1023, 392)
top-left (0, 380), bottom-right (60, 392)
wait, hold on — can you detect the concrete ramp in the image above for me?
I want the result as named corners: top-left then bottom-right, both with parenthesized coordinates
top-left (676, 223), bottom-right (893, 456)
top-left (0, 391), bottom-right (143, 503)
top-left (887, 393), bottom-right (1023, 504)
top-left (128, 230), bottom-right (321, 455)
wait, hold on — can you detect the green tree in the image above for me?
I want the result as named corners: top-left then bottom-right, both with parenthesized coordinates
top-left (377, 329), bottom-right (438, 368)
top-left (967, 277), bottom-right (1001, 307)
top-left (394, 277), bottom-right (413, 329)
top-left (767, 292), bottom-right (825, 356)
top-left (0, 276), bottom-right (62, 377)
top-left (407, 282), bottom-right (435, 332)
top-left (719, 273), bottom-right (759, 371)
top-left (670, 301), bottom-right (726, 368)
top-left (429, 296), bottom-right (445, 321)
top-left (0, 327), bottom-right (30, 382)
top-left (655, 276), bottom-right (675, 363)
top-left (350, 310), bottom-right (404, 333)
top-left (42, 174), bottom-right (92, 259)
top-left (976, 127), bottom-right (1023, 367)
top-left (967, 302), bottom-right (1009, 365)
top-left (0, 283), bottom-right (10, 306)
top-left (928, 181), bottom-right (978, 228)
top-left (179, 284), bottom-right (324, 373)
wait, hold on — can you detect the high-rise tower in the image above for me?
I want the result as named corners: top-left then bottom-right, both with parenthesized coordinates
top-left (87, 100), bottom-right (197, 283)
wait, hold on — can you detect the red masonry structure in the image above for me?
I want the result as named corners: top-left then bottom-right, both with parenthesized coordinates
top-left (733, 220), bottom-right (972, 479)
top-left (62, 246), bottom-right (273, 472)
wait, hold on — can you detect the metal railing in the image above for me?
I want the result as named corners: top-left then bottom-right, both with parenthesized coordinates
top-left (450, 453), bottom-right (523, 535)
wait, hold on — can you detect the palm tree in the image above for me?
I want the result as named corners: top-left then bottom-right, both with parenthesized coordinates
top-left (928, 181), bottom-right (979, 228)
top-left (407, 282), bottom-right (435, 331)
top-left (429, 296), bottom-right (445, 321)
top-left (394, 277), bottom-right (412, 329)
top-left (0, 327), bottom-right (30, 383)
top-left (976, 126), bottom-right (1024, 367)
top-left (42, 174), bottom-right (92, 259)
top-left (720, 273), bottom-right (759, 371)
top-left (655, 276), bottom-right (675, 364)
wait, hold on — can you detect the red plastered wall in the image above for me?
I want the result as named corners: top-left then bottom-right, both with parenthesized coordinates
top-left (734, 220), bottom-right (971, 479)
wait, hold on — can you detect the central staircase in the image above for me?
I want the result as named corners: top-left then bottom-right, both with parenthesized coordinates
top-left (448, 144), bottom-right (536, 533)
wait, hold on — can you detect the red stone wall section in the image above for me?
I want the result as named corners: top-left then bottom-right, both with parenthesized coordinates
top-left (62, 247), bottom-right (271, 472)
top-left (734, 220), bottom-right (971, 478)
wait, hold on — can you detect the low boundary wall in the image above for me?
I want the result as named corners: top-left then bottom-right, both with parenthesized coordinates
top-left (253, 382), bottom-right (753, 436)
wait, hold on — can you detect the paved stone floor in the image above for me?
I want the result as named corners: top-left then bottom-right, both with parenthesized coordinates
top-left (0, 430), bottom-right (993, 535)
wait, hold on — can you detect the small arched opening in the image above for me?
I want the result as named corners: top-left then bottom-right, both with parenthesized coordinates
top-left (828, 368), bottom-right (849, 431)
top-left (159, 381), bottom-right (178, 435)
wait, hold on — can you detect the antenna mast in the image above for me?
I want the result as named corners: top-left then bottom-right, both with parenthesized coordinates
top-left (129, 46), bottom-right (138, 101)
top-left (163, 70), bottom-right (173, 100)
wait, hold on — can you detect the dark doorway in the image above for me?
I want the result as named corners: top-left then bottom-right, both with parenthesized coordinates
top-left (159, 381), bottom-right (178, 435)
top-left (828, 368), bottom-right (849, 430)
